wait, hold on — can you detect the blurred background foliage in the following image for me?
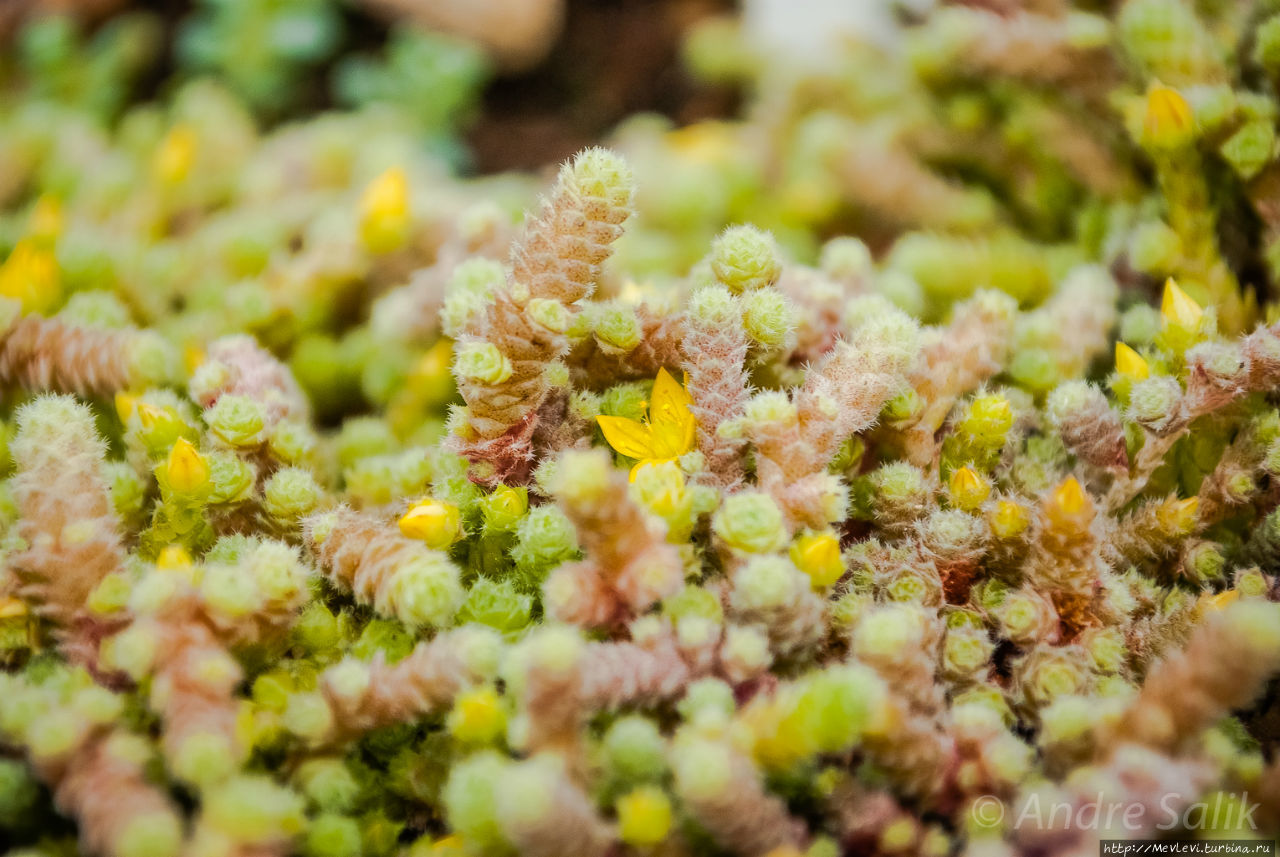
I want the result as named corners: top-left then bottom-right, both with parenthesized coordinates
top-left (0, 0), bottom-right (738, 173)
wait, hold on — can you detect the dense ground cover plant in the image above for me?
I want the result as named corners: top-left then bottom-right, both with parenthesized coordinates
top-left (4, 1), bottom-right (1280, 856)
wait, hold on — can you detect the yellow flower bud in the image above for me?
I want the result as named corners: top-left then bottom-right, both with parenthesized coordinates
top-left (1114, 342), bottom-right (1150, 381)
top-left (666, 120), bottom-right (735, 164)
top-left (184, 346), bottom-right (206, 376)
top-left (447, 686), bottom-right (506, 744)
top-left (1156, 496), bottom-right (1199, 537)
top-left (0, 240), bottom-right (60, 314)
top-left (632, 460), bottom-right (686, 517)
top-left (1161, 278), bottom-right (1203, 329)
top-left (399, 497), bottom-right (462, 549)
top-left (359, 166), bottom-right (411, 254)
top-left (0, 596), bottom-right (28, 619)
top-left (1205, 589), bottom-right (1240, 611)
top-left (1045, 476), bottom-right (1093, 533)
top-left (156, 544), bottom-right (193, 570)
top-left (616, 785), bottom-right (673, 846)
top-left (153, 124), bottom-right (198, 187)
top-left (416, 339), bottom-right (453, 380)
top-left (28, 195), bottom-right (63, 245)
top-left (136, 402), bottom-right (166, 429)
top-left (879, 818), bottom-right (918, 854)
top-left (428, 835), bottom-right (467, 857)
top-left (166, 437), bottom-right (210, 495)
top-left (988, 500), bottom-right (1029, 540)
top-left (115, 392), bottom-right (138, 423)
top-left (1143, 83), bottom-right (1195, 149)
top-left (948, 466), bottom-right (991, 511)
top-left (790, 531), bottom-right (844, 588)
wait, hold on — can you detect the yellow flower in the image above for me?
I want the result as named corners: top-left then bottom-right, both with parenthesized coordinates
top-left (114, 392), bottom-right (138, 422)
top-left (1161, 278), bottom-right (1203, 329)
top-left (988, 500), bottom-right (1029, 540)
top-left (399, 497), bottom-right (462, 549)
top-left (153, 123), bottom-right (198, 187)
top-left (790, 531), bottom-right (844, 588)
top-left (1143, 83), bottom-right (1195, 149)
top-left (359, 166), bottom-right (411, 254)
top-left (184, 345), bottom-right (206, 376)
top-left (0, 239), bottom-right (60, 314)
top-left (1114, 342), bottom-right (1149, 380)
top-left (447, 686), bottom-right (506, 744)
top-left (948, 466), bottom-right (990, 511)
top-left (156, 544), bottom-right (194, 570)
top-left (1045, 476), bottom-right (1093, 533)
top-left (616, 786), bottom-right (673, 846)
top-left (166, 437), bottom-right (210, 495)
top-left (28, 195), bottom-right (63, 245)
top-left (0, 596), bottom-right (28, 620)
top-left (1156, 496), bottom-right (1199, 537)
top-left (427, 835), bottom-right (467, 857)
top-left (1204, 589), bottom-right (1240, 611)
top-left (666, 120), bottom-right (736, 164)
top-left (597, 368), bottom-right (697, 480)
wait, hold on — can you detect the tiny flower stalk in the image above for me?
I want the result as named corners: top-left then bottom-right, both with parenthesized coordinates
top-left (140, 438), bottom-right (216, 558)
top-left (939, 391), bottom-right (1014, 479)
top-left (450, 148), bottom-right (634, 485)
top-left (1141, 83), bottom-right (1247, 333)
top-left (679, 280), bottom-right (751, 491)
top-left (461, 484), bottom-right (529, 580)
top-left (1026, 477), bottom-right (1103, 639)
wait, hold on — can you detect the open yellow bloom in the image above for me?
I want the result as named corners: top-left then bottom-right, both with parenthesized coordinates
top-left (597, 368), bottom-right (697, 480)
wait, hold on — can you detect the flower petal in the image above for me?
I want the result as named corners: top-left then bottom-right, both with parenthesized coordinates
top-left (597, 415), bottom-right (657, 460)
top-left (649, 367), bottom-right (697, 455)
